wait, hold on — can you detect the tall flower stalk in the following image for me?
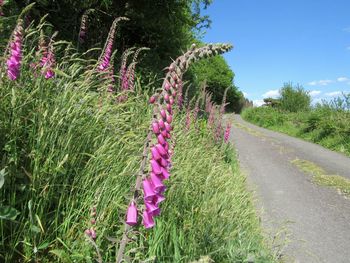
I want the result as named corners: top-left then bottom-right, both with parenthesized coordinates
top-left (116, 43), bottom-right (233, 263)
top-left (119, 47), bottom-right (135, 89)
top-left (6, 20), bottom-right (24, 81)
top-left (123, 47), bottom-right (149, 91)
top-left (42, 33), bottom-right (57, 79)
top-left (97, 17), bottom-right (128, 72)
top-left (224, 122), bottom-right (232, 143)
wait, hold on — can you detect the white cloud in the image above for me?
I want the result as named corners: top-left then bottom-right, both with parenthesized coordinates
top-left (262, 89), bottom-right (279, 98)
top-left (253, 100), bottom-right (265, 107)
top-left (337, 77), bottom-right (348, 82)
top-left (242, 92), bottom-right (248, 97)
top-left (325, 91), bottom-right (342, 97)
top-left (308, 80), bottom-right (333, 86)
top-left (309, 90), bottom-right (321, 97)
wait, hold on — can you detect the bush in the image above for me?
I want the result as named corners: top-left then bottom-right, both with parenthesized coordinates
top-left (279, 82), bottom-right (310, 112)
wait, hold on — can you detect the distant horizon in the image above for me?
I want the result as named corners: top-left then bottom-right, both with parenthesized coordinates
top-left (201, 0), bottom-right (350, 106)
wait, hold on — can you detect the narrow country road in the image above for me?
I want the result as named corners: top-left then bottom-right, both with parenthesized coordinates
top-left (228, 114), bottom-right (350, 263)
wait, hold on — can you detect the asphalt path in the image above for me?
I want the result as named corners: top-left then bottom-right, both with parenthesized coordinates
top-left (228, 114), bottom-right (350, 263)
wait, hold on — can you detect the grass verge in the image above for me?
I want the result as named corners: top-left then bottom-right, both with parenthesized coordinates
top-left (242, 107), bottom-right (350, 157)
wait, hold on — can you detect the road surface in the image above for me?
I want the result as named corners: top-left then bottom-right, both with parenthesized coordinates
top-left (228, 114), bottom-right (350, 263)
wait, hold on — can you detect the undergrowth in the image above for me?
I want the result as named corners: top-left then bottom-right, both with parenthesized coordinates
top-left (242, 106), bottom-right (350, 156)
top-left (0, 15), bottom-right (276, 263)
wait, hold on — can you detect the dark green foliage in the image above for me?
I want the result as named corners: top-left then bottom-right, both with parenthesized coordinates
top-left (189, 55), bottom-right (243, 112)
top-left (9, 0), bottom-right (210, 71)
top-left (279, 82), bottom-right (311, 112)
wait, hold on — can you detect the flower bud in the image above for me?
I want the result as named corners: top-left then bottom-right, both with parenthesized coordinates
top-left (152, 122), bottom-right (160, 134)
top-left (149, 96), bottom-right (156, 104)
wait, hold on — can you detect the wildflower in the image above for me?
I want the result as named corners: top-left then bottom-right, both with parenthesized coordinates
top-left (154, 193), bottom-right (165, 204)
top-left (149, 96), bottom-right (156, 104)
top-left (98, 39), bottom-right (113, 71)
top-left (160, 109), bottom-right (167, 119)
top-left (126, 201), bottom-right (138, 226)
top-left (150, 172), bottom-right (166, 193)
top-left (90, 228), bottom-right (97, 239)
top-left (98, 17), bottom-right (128, 72)
top-left (150, 159), bottom-right (162, 175)
top-left (164, 122), bottom-right (172, 132)
top-left (157, 134), bottom-right (166, 145)
top-left (160, 167), bottom-right (170, 180)
top-left (6, 20), bottom-right (23, 81)
top-left (143, 178), bottom-right (156, 202)
top-left (159, 157), bottom-right (168, 168)
top-left (151, 146), bottom-right (161, 160)
top-left (145, 202), bottom-right (160, 216)
top-left (43, 42), bottom-right (55, 79)
top-left (166, 115), bottom-right (172, 124)
top-left (152, 122), bottom-right (160, 134)
top-left (155, 144), bottom-right (167, 156)
top-left (142, 211), bottom-right (155, 229)
top-left (224, 123), bottom-right (232, 143)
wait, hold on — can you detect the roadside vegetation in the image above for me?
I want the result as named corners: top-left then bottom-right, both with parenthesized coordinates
top-left (0, 2), bottom-right (275, 262)
top-left (242, 83), bottom-right (350, 156)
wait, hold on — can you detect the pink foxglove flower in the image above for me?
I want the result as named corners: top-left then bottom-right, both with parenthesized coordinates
top-left (160, 109), bottom-right (167, 119)
top-left (159, 157), bottom-right (168, 168)
top-left (143, 179), bottom-right (156, 202)
top-left (160, 167), bottom-right (170, 180)
top-left (158, 119), bottom-right (165, 129)
top-left (164, 122), bottom-right (172, 132)
top-left (155, 144), bottom-right (167, 156)
top-left (149, 96), bottom-right (156, 104)
top-left (126, 201), bottom-right (138, 226)
top-left (224, 123), bottom-right (232, 143)
top-left (150, 172), bottom-right (166, 193)
top-left (157, 134), bottom-right (166, 145)
top-left (145, 202), bottom-right (160, 216)
top-left (151, 159), bottom-right (162, 174)
top-left (142, 211), bottom-right (155, 229)
top-left (6, 21), bottom-right (23, 80)
top-left (154, 193), bottom-right (165, 204)
top-left (166, 115), bottom-right (172, 124)
top-left (151, 147), bottom-right (161, 160)
top-left (152, 122), bottom-right (160, 134)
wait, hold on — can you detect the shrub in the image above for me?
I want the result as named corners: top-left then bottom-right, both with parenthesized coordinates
top-left (279, 82), bottom-right (310, 112)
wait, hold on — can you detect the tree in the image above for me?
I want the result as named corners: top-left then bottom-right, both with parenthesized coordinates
top-left (279, 82), bottom-right (310, 112)
top-left (188, 55), bottom-right (243, 112)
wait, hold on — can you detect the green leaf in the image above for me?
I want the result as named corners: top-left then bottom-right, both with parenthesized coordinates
top-left (30, 225), bottom-right (41, 234)
top-left (37, 241), bottom-right (50, 250)
top-left (0, 206), bottom-right (20, 221)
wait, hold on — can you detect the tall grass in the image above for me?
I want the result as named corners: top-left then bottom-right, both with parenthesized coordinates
top-left (0, 19), bottom-right (275, 262)
top-left (242, 103), bottom-right (350, 156)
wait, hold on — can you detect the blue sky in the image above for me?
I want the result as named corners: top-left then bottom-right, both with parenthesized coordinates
top-left (201, 0), bottom-right (350, 105)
